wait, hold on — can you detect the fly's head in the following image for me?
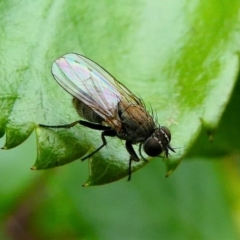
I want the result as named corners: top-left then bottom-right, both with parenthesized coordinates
top-left (143, 126), bottom-right (175, 158)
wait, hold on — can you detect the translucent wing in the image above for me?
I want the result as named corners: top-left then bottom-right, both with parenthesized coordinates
top-left (52, 53), bottom-right (143, 125)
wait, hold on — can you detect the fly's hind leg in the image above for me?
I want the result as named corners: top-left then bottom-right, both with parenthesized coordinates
top-left (39, 120), bottom-right (111, 131)
top-left (39, 120), bottom-right (117, 160)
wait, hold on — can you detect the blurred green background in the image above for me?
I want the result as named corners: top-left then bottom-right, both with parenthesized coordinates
top-left (1, 0), bottom-right (240, 239)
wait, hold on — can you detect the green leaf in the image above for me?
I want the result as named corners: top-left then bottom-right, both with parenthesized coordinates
top-left (1, 2), bottom-right (240, 239)
top-left (0, 0), bottom-right (240, 186)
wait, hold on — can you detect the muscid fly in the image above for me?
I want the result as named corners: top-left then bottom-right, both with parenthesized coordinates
top-left (40, 53), bottom-right (175, 180)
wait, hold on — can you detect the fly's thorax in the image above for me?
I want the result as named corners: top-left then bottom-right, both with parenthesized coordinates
top-left (143, 126), bottom-right (172, 157)
top-left (117, 101), bottom-right (155, 143)
top-left (72, 97), bottom-right (103, 124)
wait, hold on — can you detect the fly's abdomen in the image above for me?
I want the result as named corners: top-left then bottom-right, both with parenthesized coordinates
top-left (118, 101), bottom-right (155, 143)
top-left (72, 97), bottom-right (104, 124)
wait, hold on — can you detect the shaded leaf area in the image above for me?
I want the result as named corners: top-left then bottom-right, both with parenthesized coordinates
top-left (0, 0), bottom-right (240, 186)
top-left (0, 138), bottom-right (239, 239)
top-left (188, 71), bottom-right (240, 158)
top-left (1, 69), bottom-right (240, 237)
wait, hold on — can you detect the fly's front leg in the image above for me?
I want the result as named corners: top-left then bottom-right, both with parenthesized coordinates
top-left (139, 144), bottom-right (149, 162)
top-left (125, 141), bottom-right (140, 181)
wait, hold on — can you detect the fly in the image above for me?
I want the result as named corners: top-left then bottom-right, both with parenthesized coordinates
top-left (40, 53), bottom-right (175, 180)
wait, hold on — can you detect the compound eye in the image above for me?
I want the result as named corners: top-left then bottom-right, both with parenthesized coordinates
top-left (143, 137), bottom-right (162, 157)
top-left (160, 126), bottom-right (171, 141)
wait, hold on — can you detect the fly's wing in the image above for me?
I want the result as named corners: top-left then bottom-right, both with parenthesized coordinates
top-left (113, 79), bottom-right (144, 106)
top-left (52, 53), bottom-right (120, 124)
top-left (52, 53), bottom-right (144, 126)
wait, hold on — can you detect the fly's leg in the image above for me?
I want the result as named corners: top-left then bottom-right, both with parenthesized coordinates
top-left (39, 121), bottom-right (80, 129)
top-left (139, 144), bottom-right (149, 162)
top-left (81, 129), bottom-right (117, 161)
top-left (39, 120), bottom-right (111, 131)
top-left (125, 141), bottom-right (140, 181)
top-left (39, 120), bottom-right (117, 160)
top-left (126, 141), bottom-right (139, 161)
